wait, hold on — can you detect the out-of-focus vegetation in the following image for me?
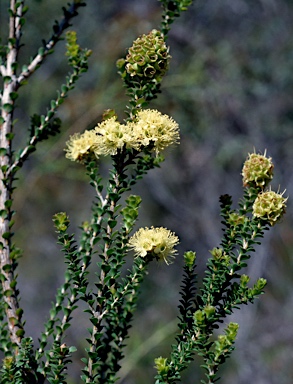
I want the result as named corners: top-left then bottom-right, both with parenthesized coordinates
top-left (1, 0), bottom-right (293, 383)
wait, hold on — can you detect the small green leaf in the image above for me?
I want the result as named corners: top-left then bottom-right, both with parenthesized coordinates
top-left (108, 220), bottom-right (117, 229)
top-left (0, 148), bottom-right (7, 156)
top-left (4, 289), bottom-right (13, 297)
top-left (50, 100), bottom-right (57, 110)
top-left (15, 329), bottom-right (25, 337)
top-left (6, 133), bottom-right (15, 141)
top-left (9, 92), bottom-right (18, 101)
top-left (22, 5), bottom-right (29, 14)
top-left (4, 200), bottom-right (13, 209)
top-left (69, 346), bottom-right (77, 353)
top-left (0, 210), bottom-right (7, 218)
top-left (2, 264), bottom-right (12, 272)
top-left (19, 17), bottom-right (26, 27)
top-left (2, 232), bottom-right (12, 240)
top-left (3, 103), bottom-right (13, 113)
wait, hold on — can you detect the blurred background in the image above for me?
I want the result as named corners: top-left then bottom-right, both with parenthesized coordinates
top-left (1, 0), bottom-right (293, 383)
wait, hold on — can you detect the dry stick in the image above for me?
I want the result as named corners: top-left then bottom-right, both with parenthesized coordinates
top-left (0, 0), bottom-right (25, 348)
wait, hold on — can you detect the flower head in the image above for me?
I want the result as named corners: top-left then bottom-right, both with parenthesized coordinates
top-left (253, 189), bottom-right (287, 226)
top-left (65, 109), bottom-right (179, 162)
top-left (93, 117), bottom-right (132, 156)
top-left (65, 130), bottom-right (97, 162)
top-left (128, 226), bottom-right (179, 264)
top-left (242, 152), bottom-right (274, 188)
top-left (129, 109), bottom-right (180, 154)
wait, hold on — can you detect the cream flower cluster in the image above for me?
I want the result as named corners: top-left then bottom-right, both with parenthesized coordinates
top-left (65, 109), bottom-right (179, 162)
top-left (128, 226), bottom-right (179, 265)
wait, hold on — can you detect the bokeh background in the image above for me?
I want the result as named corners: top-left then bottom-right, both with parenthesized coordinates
top-left (1, 0), bottom-right (293, 383)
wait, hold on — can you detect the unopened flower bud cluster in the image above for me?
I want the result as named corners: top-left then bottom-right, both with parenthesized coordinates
top-left (242, 152), bottom-right (287, 226)
top-left (253, 190), bottom-right (287, 226)
top-left (242, 152), bottom-right (274, 188)
top-left (117, 29), bottom-right (170, 84)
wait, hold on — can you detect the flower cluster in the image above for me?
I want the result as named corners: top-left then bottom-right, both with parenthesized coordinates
top-left (128, 226), bottom-right (179, 265)
top-left (65, 109), bottom-right (179, 162)
top-left (117, 29), bottom-right (170, 84)
top-left (65, 130), bottom-right (97, 162)
top-left (242, 152), bottom-right (274, 188)
top-left (129, 109), bottom-right (179, 154)
top-left (253, 190), bottom-right (287, 226)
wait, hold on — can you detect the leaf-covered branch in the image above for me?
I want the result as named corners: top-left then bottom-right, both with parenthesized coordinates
top-left (16, 1), bottom-right (86, 87)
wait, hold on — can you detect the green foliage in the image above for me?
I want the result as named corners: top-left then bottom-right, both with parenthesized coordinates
top-left (158, 0), bottom-right (194, 35)
top-left (0, 1), bottom-right (287, 384)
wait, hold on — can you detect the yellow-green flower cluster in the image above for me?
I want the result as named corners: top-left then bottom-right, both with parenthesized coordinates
top-left (253, 190), bottom-right (287, 226)
top-left (242, 152), bottom-right (274, 188)
top-left (93, 117), bottom-right (131, 156)
top-left (65, 109), bottom-right (179, 162)
top-left (129, 109), bottom-right (179, 154)
top-left (117, 29), bottom-right (170, 83)
top-left (128, 226), bottom-right (179, 265)
top-left (65, 130), bottom-right (97, 162)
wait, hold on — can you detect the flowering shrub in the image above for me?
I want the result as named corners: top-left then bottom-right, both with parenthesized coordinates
top-left (0, 1), bottom-right (287, 384)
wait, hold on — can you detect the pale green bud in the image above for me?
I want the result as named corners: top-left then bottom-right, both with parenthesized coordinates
top-left (52, 212), bottom-right (70, 232)
top-left (203, 305), bottom-right (216, 319)
top-left (154, 356), bottom-right (169, 375)
top-left (240, 274), bottom-right (250, 287)
top-left (184, 251), bottom-right (196, 269)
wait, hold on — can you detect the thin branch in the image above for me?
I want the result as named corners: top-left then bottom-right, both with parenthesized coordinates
top-left (16, 1), bottom-right (86, 87)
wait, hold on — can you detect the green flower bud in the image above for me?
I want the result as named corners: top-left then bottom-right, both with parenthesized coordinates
top-left (242, 152), bottom-right (274, 188)
top-left (214, 323), bottom-right (239, 360)
top-left (3, 356), bottom-right (14, 370)
top-left (240, 274), bottom-right (250, 288)
top-left (227, 212), bottom-right (247, 228)
top-left (255, 277), bottom-right (267, 290)
top-left (251, 277), bottom-right (267, 295)
top-left (117, 29), bottom-right (171, 85)
top-left (53, 212), bottom-right (70, 232)
top-left (66, 31), bottom-right (80, 58)
top-left (226, 322), bottom-right (239, 343)
top-left (253, 190), bottom-right (287, 226)
top-left (214, 334), bottom-right (229, 359)
top-left (193, 309), bottom-right (205, 326)
top-left (209, 247), bottom-right (230, 264)
top-left (184, 251), bottom-right (196, 269)
top-left (210, 247), bottom-right (223, 259)
top-left (154, 356), bottom-right (169, 375)
top-left (203, 305), bottom-right (216, 319)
